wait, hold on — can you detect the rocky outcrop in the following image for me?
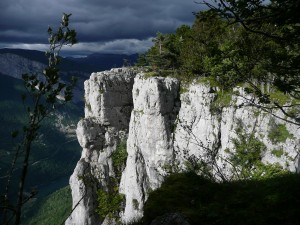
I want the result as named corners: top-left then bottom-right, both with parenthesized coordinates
top-left (66, 68), bottom-right (136, 225)
top-left (67, 69), bottom-right (300, 224)
top-left (119, 75), bottom-right (180, 221)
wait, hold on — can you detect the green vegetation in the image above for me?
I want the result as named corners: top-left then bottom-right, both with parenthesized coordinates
top-left (96, 140), bottom-right (128, 222)
top-left (111, 140), bottom-right (128, 180)
top-left (268, 119), bottom-right (294, 144)
top-left (179, 84), bottom-right (189, 95)
top-left (134, 1), bottom-right (300, 219)
top-left (138, 0), bottom-right (300, 121)
top-left (271, 148), bottom-right (284, 158)
top-left (143, 71), bottom-right (160, 79)
top-left (197, 76), bottom-right (220, 88)
top-left (22, 186), bottom-right (72, 225)
top-left (139, 172), bottom-right (300, 225)
top-left (227, 126), bottom-right (289, 179)
top-left (96, 187), bottom-right (125, 220)
top-left (230, 132), bottom-right (267, 179)
top-left (269, 89), bottom-right (291, 105)
top-left (210, 90), bottom-right (233, 114)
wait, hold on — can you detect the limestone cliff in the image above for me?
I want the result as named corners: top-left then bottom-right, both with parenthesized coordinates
top-left (66, 68), bottom-right (136, 225)
top-left (67, 69), bottom-right (300, 224)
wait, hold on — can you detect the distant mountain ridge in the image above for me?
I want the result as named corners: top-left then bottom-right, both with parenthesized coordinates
top-left (0, 48), bottom-right (138, 73)
top-left (0, 48), bottom-right (138, 103)
top-left (66, 52), bottom-right (138, 70)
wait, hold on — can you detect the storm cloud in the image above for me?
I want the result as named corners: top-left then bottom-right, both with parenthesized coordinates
top-left (0, 0), bottom-right (205, 55)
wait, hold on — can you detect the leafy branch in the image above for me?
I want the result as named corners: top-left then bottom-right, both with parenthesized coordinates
top-left (1, 13), bottom-right (77, 225)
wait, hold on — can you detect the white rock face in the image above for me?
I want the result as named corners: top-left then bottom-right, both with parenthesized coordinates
top-left (119, 75), bottom-right (180, 221)
top-left (173, 84), bottom-right (300, 181)
top-left (68, 71), bottom-right (300, 225)
top-left (66, 68), bottom-right (136, 225)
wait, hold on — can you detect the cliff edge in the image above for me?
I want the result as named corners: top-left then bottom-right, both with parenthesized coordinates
top-left (66, 69), bottom-right (300, 224)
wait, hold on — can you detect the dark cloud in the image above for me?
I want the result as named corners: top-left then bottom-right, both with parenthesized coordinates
top-left (0, 0), bottom-right (205, 55)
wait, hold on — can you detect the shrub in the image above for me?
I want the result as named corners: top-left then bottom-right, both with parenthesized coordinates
top-left (268, 119), bottom-right (294, 144)
top-left (96, 188), bottom-right (125, 219)
top-left (111, 140), bottom-right (128, 180)
top-left (271, 148), bottom-right (284, 158)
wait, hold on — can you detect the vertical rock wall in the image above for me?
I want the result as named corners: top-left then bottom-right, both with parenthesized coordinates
top-left (119, 75), bottom-right (180, 221)
top-left (67, 71), bottom-right (300, 224)
top-left (66, 69), bottom-right (136, 225)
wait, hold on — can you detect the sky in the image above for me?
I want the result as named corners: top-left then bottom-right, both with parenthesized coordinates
top-left (0, 0), bottom-right (206, 57)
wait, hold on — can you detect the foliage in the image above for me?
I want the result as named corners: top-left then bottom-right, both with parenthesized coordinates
top-left (269, 88), bottom-right (291, 105)
top-left (268, 119), bottom-right (294, 144)
top-left (111, 140), bottom-right (128, 181)
top-left (138, 0), bottom-right (300, 123)
top-left (22, 186), bottom-right (72, 225)
top-left (0, 75), bottom-right (81, 225)
top-left (96, 188), bottom-right (125, 220)
top-left (135, 53), bottom-right (148, 67)
top-left (200, 0), bottom-right (300, 94)
top-left (96, 140), bottom-right (128, 222)
top-left (271, 148), bottom-right (284, 158)
top-left (227, 126), bottom-right (289, 179)
top-left (141, 172), bottom-right (300, 225)
top-left (230, 133), bottom-right (266, 178)
top-left (96, 176), bottom-right (125, 223)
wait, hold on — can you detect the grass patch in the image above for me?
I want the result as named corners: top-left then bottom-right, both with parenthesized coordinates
top-left (271, 148), bottom-right (284, 158)
top-left (269, 89), bottom-right (290, 105)
top-left (143, 71), bottom-right (159, 79)
top-left (179, 84), bottom-right (189, 94)
top-left (197, 76), bottom-right (220, 88)
top-left (210, 90), bottom-right (233, 114)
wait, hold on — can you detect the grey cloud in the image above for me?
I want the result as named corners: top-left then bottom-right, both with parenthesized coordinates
top-left (0, 0), bottom-right (205, 54)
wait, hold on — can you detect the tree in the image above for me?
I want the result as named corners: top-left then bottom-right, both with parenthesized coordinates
top-left (188, 1), bottom-right (300, 124)
top-left (146, 32), bottom-right (170, 70)
top-left (1, 13), bottom-right (77, 225)
top-left (146, 28), bottom-right (189, 72)
top-left (199, 0), bottom-right (300, 100)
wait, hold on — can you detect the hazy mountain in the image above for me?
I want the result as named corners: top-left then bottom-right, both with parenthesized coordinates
top-left (0, 48), bottom-right (138, 74)
top-left (66, 52), bottom-right (138, 71)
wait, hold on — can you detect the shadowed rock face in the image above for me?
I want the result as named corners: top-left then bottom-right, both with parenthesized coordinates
top-left (67, 69), bottom-right (300, 225)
